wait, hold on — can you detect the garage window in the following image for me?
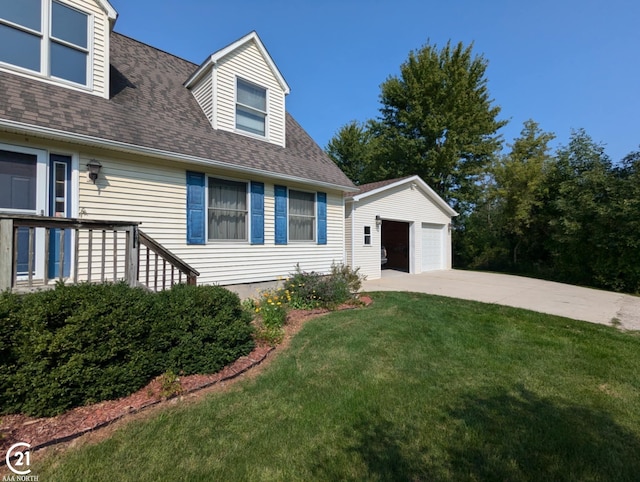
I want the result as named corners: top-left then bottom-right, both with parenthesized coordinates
top-left (364, 226), bottom-right (371, 245)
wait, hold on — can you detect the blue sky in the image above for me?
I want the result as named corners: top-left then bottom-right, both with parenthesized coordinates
top-left (110, 0), bottom-right (639, 164)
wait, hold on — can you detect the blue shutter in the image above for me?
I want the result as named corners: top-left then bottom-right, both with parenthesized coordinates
top-left (186, 171), bottom-right (205, 245)
top-left (317, 192), bottom-right (327, 245)
top-left (274, 185), bottom-right (287, 245)
top-left (250, 181), bottom-right (264, 245)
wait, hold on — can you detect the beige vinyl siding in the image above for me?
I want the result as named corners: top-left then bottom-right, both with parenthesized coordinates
top-left (78, 155), bottom-right (345, 286)
top-left (77, 155), bottom-right (185, 282)
top-left (349, 199), bottom-right (383, 280)
top-left (215, 42), bottom-right (286, 147)
top-left (65, 0), bottom-right (110, 97)
top-left (345, 202), bottom-right (353, 267)
top-left (191, 73), bottom-right (214, 124)
top-left (350, 183), bottom-right (453, 280)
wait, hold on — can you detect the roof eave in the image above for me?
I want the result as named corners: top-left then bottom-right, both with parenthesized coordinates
top-left (0, 119), bottom-right (354, 192)
top-left (185, 31), bottom-right (290, 94)
top-left (97, 0), bottom-right (118, 23)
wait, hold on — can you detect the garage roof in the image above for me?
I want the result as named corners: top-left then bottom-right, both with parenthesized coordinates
top-left (347, 175), bottom-right (458, 217)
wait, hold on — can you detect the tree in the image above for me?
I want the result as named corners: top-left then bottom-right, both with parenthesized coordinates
top-left (325, 121), bottom-right (374, 185)
top-left (325, 40), bottom-right (506, 209)
top-left (491, 120), bottom-right (555, 264)
top-left (547, 129), bottom-right (615, 286)
top-left (370, 40), bottom-right (507, 211)
top-left (602, 149), bottom-right (640, 292)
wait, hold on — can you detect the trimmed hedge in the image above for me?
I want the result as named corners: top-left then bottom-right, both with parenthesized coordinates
top-left (0, 282), bottom-right (254, 417)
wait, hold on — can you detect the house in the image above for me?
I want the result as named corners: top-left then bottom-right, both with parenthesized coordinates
top-left (0, 0), bottom-right (356, 290)
top-left (345, 175), bottom-right (458, 281)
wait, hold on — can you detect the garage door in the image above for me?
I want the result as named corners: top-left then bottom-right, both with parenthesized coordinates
top-left (421, 223), bottom-right (444, 271)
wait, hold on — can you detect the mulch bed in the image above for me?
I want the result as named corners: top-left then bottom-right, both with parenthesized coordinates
top-left (0, 296), bottom-right (372, 459)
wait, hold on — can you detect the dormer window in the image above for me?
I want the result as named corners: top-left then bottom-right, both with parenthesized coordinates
top-left (236, 78), bottom-right (266, 136)
top-left (0, 0), bottom-right (89, 86)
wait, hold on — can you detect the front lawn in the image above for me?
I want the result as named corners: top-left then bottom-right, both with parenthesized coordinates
top-left (36, 292), bottom-right (640, 481)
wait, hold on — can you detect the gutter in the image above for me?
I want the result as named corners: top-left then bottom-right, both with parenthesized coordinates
top-left (0, 119), bottom-right (357, 193)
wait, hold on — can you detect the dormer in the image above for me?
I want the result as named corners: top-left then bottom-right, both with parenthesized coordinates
top-left (0, 0), bottom-right (117, 98)
top-left (185, 32), bottom-right (290, 148)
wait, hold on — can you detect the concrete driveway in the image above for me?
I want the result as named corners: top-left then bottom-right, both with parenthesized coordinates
top-left (363, 269), bottom-right (640, 330)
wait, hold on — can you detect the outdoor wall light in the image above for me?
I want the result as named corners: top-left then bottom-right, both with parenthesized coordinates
top-left (86, 159), bottom-right (102, 184)
top-left (375, 215), bottom-right (382, 226)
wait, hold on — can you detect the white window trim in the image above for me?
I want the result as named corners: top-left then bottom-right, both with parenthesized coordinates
top-left (287, 188), bottom-right (316, 243)
top-left (363, 225), bottom-right (372, 246)
top-left (206, 174), bottom-right (251, 244)
top-left (52, 160), bottom-right (67, 216)
top-left (234, 76), bottom-right (269, 140)
top-left (0, 0), bottom-right (94, 90)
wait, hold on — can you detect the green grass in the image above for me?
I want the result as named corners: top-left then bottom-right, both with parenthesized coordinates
top-left (36, 292), bottom-right (640, 481)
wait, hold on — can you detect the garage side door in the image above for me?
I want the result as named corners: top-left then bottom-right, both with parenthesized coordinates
top-left (421, 223), bottom-right (444, 271)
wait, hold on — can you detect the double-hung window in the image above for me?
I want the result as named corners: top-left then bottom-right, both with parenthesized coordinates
top-left (236, 78), bottom-right (267, 136)
top-left (0, 0), bottom-right (89, 86)
top-left (289, 190), bottom-right (315, 242)
top-left (208, 178), bottom-right (248, 241)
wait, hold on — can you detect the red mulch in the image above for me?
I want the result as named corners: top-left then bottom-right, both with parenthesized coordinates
top-left (0, 295), bottom-right (373, 459)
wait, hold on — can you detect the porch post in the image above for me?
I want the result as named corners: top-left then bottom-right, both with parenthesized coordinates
top-left (125, 225), bottom-right (139, 287)
top-left (0, 219), bottom-right (14, 291)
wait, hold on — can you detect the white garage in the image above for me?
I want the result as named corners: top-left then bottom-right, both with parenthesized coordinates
top-left (345, 175), bottom-right (458, 280)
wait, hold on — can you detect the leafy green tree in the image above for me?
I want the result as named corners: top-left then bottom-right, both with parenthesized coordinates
top-left (325, 40), bottom-right (506, 209)
top-left (546, 129), bottom-right (615, 286)
top-left (325, 121), bottom-right (375, 185)
top-left (370, 40), bottom-right (507, 210)
top-left (492, 120), bottom-right (555, 264)
top-left (601, 149), bottom-right (640, 292)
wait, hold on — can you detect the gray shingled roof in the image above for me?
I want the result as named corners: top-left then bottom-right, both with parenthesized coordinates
top-left (346, 176), bottom-right (415, 198)
top-left (0, 32), bottom-right (355, 191)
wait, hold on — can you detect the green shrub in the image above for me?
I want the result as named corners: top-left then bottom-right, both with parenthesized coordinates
top-left (254, 289), bottom-right (287, 329)
top-left (0, 290), bottom-right (23, 412)
top-left (152, 284), bottom-right (254, 376)
top-left (3, 283), bottom-right (156, 416)
top-left (329, 262), bottom-right (365, 293)
top-left (157, 370), bottom-right (183, 399)
top-left (0, 282), bottom-right (254, 417)
top-left (283, 263), bottom-right (364, 309)
top-left (252, 289), bottom-right (287, 346)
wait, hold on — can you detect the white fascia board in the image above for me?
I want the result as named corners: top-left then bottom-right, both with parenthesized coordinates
top-left (96, 0), bottom-right (118, 22)
top-left (0, 119), bottom-right (354, 192)
top-left (184, 56), bottom-right (214, 89)
top-left (185, 31), bottom-right (290, 94)
top-left (349, 175), bottom-right (458, 217)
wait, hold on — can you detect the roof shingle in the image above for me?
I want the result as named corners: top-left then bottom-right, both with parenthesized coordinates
top-left (0, 33), bottom-right (355, 190)
top-left (347, 176), bottom-right (415, 197)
